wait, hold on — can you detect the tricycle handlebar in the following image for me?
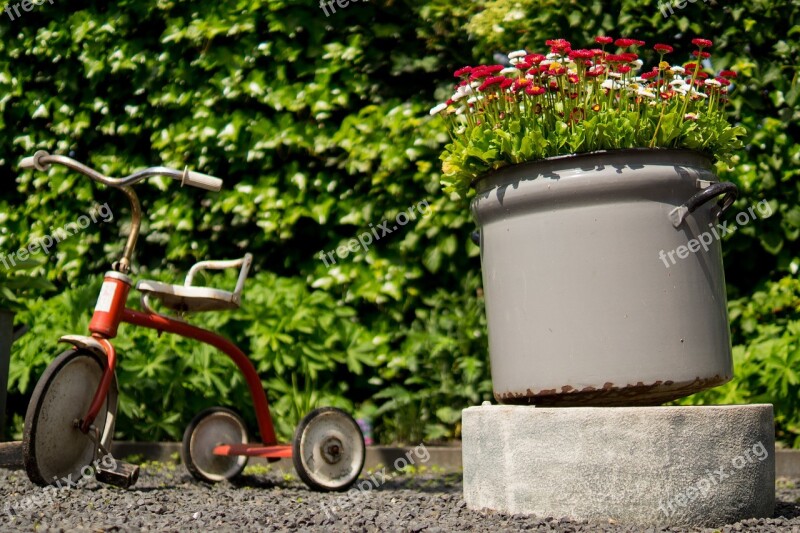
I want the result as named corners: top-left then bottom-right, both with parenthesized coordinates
top-left (19, 151), bottom-right (223, 192)
top-left (17, 151), bottom-right (224, 274)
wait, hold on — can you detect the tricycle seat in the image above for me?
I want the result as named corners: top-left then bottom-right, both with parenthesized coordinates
top-left (136, 254), bottom-right (252, 314)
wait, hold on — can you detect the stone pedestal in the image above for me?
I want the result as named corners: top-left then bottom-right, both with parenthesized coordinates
top-left (462, 404), bottom-right (775, 528)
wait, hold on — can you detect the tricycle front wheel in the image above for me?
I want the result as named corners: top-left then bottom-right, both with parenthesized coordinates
top-left (293, 407), bottom-right (365, 492)
top-left (23, 349), bottom-right (118, 486)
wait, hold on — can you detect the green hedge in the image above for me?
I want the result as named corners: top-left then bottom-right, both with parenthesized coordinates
top-left (1, 0), bottom-right (798, 445)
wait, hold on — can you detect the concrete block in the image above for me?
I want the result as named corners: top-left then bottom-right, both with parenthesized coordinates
top-left (462, 404), bottom-right (775, 528)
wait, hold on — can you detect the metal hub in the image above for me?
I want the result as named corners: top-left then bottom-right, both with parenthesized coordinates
top-left (321, 437), bottom-right (343, 464)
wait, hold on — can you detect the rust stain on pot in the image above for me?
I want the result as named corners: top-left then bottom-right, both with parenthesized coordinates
top-left (494, 375), bottom-right (728, 407)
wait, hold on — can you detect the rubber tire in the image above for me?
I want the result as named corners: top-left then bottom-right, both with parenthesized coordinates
top-left (182, 407), bottom-right (249, 483)
top-left (292, 407), bottom-right (366, 492)
top-left (23, 349), bottom-right (118, 486)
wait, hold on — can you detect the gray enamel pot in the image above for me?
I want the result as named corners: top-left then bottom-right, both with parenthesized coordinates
top-left (471, 149), bottom-right (736, 406)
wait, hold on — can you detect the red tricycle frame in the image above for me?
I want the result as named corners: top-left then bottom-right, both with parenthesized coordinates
top-left (80, 271), bottom-right (291, 459)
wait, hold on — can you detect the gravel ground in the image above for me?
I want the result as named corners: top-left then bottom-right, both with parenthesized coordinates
top-left (0, 463), bottom-right (799, 532)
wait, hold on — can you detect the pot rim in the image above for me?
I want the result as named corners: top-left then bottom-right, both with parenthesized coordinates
top-left (470, 147), bottom-right (714, 190)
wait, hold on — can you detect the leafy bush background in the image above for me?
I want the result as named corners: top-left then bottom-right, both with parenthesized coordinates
top-left (1, 0), bottom-right (798, 446)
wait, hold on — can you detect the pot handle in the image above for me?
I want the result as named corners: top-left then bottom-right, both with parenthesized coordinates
top-left (669, 181), bottom-right (738, 228)
top-left (471, 230), bottom-right (480, 246)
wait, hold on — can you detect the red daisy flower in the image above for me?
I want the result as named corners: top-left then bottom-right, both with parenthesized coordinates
top-left (653, 44), bottom-right (673, 53)
top-left (615, 38), bottom-right (645, 48)
top-left (715, 76), bottom-right (731, 86)
top-left (620, 52), bottom-right (639, 62)
top-left (595, 36), bottom-right (613, 45)
top-left (586, 65), bottom-right (605, 77)
top-left (719, 70), bottom-right (738, 79)
top-left (468, 66), bottom-right (489, 80)
top-left (478, 75), bottom-right (506, 91)
top-left (567, 74), bottom-right (580, 84)
top-left (692, 51), bottom-right (711, 59)
top-left (605, 54), bottom-right (628, 63)
top-left (641, 69), bottom-right (659, 80)
top-left (616, 65), bottom-right (632, 74)
top-left (513, 79), bottom-right (531, 91)
top-left (568, 49), bottom-right (594, 60)
top-left (526, 54), bottom-right (546, 64)
top-left (454, 66), bottom-right (472, 77)
top-left (500, 78), bottom-right (514, 89)
top-left (545, 39), bottom-right (571, 53)
top-left (684, 62), bottom-right (699, 72)
top-left (525, 85), bottom-right (546, 96)
top-left (691, 38), bottom-right (713, 48)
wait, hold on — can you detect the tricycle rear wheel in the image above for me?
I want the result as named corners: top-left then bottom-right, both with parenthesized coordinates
top-left (182, 407), bottom-right (249, 483)
top-left (293, 407), bottom-right (365, 492)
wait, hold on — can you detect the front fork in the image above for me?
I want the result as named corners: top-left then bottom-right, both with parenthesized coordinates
top-left (66, 271), bottom-right (131, 433)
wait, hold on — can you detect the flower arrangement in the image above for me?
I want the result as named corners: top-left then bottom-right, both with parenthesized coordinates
top-left (430, 37), bottom-right (746, 198)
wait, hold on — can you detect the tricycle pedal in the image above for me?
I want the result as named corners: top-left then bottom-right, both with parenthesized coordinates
top-left (95, 459), bottom-right (140, 489)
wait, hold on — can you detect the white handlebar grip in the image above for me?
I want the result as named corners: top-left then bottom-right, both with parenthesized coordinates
top-left (19, 156), bottom-right (36, 170)
top-left (182, 169), bottom-right (223, 192)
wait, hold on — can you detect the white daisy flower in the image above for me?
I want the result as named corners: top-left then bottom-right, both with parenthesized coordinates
top-left (631, 59), bottom-right (644, 69)
top-left (704, 78), bottom-right (722, 87)
top-left (501, 67), bottom-right (518, 75)
top-left (429, 103), bottom-right (448, 115)
top-left (508, 50), bottom-right (527, 60)
top-left (671, 66), bottom-right (686, 74)
top-left (637, 88), bottom-right (656, 98)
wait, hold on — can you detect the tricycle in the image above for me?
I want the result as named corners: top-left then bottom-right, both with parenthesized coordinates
top-left (17, 151), bottom-right (366, 491)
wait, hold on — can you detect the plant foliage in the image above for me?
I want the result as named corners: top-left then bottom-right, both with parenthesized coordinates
top-left (0, 0), bottom-right (798, 446)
